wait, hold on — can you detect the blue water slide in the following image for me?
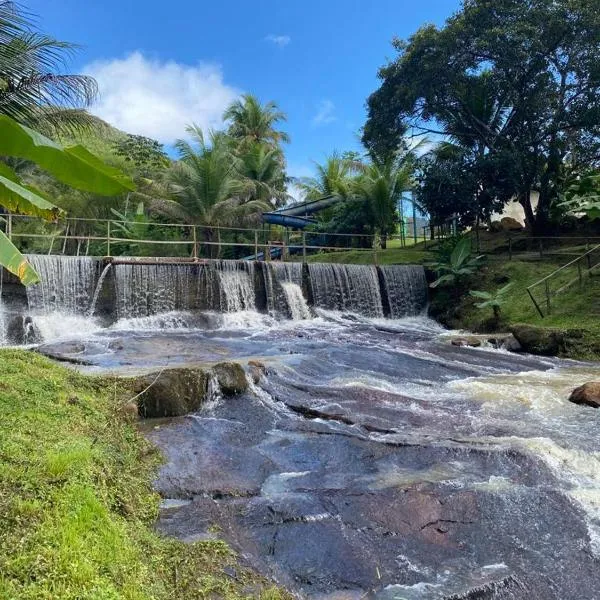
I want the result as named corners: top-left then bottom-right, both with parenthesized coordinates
top-left (262, 195), bottom-right (339, 229)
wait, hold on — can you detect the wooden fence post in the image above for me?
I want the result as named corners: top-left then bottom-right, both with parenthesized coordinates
top-left (302, 231), bottom-right (307, 263)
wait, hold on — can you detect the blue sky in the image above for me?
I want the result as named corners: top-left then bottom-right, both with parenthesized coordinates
top-left (27, 0), bottom-right (458, 186)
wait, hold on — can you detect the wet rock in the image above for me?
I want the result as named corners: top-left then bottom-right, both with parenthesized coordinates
top-left (133, 367), bottom-right (209, 418)
top-left (248, 360), bottom-right (267, 384)
top-left (568, 382), bottom-right (600, 408)
top-left (7, 315), bottom-right (41, 345)
top-left (213, 362), bottom-right (248, 396)
top-left (451, 337), bottom-right (481, 348)
top-left (501, 216), bottom-right (523, 231)
top-left (510, 324), bottom-right (565, 356)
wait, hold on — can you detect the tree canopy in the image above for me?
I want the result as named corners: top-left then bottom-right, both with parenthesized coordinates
top-left (363, 0), bottom-right (600, 232)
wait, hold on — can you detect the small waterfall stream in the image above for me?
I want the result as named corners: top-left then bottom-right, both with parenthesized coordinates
top-left (25, 255), bottom-right (97, 314)
top-left (379, 265), bottom-right (428, 318)
top-left (263, 262), bottom-right (310, 319)
top-left (307, 263), bottom-right (384, 317)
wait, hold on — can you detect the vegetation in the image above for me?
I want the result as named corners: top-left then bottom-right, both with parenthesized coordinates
top-left (0, 350), bottom-right (288, 599)
top-left (428, 237), bottom-right (483, 288)
top-left (470, 283), bottom-right (515, 321)
top-left (364, 0), bottom-right (600, 234)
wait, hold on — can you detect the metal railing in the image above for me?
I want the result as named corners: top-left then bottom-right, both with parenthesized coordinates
top-left (526, 244), bottom-right (600, 317)
top-left (0, 213), bottom-right (398, 263)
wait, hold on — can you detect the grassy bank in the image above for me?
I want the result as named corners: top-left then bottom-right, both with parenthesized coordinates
top-left (429, 258), bottom-right (600, 360)
top-left (0, 350), bottom-right (285, 600)
top-left (298, 247), bottom-right (432, 265)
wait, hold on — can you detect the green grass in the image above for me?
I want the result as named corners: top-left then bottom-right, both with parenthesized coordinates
top-left (299, 247), bottom-right (432, 265)
top-left (0, 350), bottom-right (288, 600)
top-left (436, 259), bottom-right (600, 359)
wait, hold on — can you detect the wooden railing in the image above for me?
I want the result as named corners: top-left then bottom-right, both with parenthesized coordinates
top-left (526, 244), bottom-right (600, 317)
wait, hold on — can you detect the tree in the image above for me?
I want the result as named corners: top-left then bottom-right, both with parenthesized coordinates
top-left (364, 0), bottom-right (600, 233)
top-left (297, 153), bottom-right (356, 201)
top-left (0, 1), bottom-right (98, 134)
top-left (165, 125), bottom-right (270, 257)
top-left (112, 135), bottom-right (170, 176)
top-left (353, 155), bottom-right (412, 248)
top-left (224, 94), bottom-right (290, 148)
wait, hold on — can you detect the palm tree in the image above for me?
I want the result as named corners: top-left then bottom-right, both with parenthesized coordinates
top-left (297, 152), bottom-right (357, 201)
top-left (236, 141), bottom-right (288, 205)
top-left (224, 94), bottom-right (290, 148)
top-left (353, 154), bottom-right (413, 248)
top-left (165, 125), bottom-right (270, 257)
top-left (0, 1), bottom-right (98, 134)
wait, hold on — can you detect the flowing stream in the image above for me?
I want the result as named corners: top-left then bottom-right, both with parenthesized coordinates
top-left (1, 255), bottom-right (599, 598)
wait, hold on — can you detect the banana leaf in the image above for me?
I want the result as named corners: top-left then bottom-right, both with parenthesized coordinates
top-left (0, 229), bottom-right (39, 285)
top-left (0, 116), bottom-right (135, 196)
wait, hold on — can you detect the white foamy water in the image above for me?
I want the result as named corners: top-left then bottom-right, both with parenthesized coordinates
top-left (34, 313), bottom-right (103, 342)
top-left (281, 282), bottom-right (311, 320)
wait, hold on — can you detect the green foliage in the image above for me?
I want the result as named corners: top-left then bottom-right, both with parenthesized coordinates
top-left (470, 283), bottom-right (515, 319)
top-left (0, 350), bottom-right (289, 599)
top-left (0, 1), bottom-right (99, 135)
top-left (559, 173), bottom-right (600, 221)
top-left (429, 237), bottom-right (484, 288)
top-left (364, 0), bottom-right (600, 232)
top-left (113, 134), bottom-right (170, 175)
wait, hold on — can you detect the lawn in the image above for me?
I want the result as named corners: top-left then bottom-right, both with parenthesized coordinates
top-left (0, 350), bottom-right (286, 600)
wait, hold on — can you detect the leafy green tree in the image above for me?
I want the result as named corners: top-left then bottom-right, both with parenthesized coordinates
top-left (112, 135), bottom-right (170, 176)
top-left (559, 172), bottom-right (600, 222)
top-left (0, 115), bottom-right (134, 282)
top-left (353, 155), bottom-right (412, 248)
top-left (297, 153), bottom-right (356, 201)
top-left (0, 1), bottom-right (98, 134)
top-left (235, 141), bottom-right (288, 205)
top-left (165, 125), bottom-right (270, 257)
top-left (364, 0), bottom-right (600, 233)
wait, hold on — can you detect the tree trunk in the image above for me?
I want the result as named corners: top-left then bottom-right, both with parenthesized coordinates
top-left (520, 192), bottom-right (536, 232)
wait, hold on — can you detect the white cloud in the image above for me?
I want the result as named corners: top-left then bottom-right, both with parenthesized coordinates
top-left (84, 52), bottom-right (240, 144)
top-left (265, 34), bottom-right (291, 47)
top-left (312, 99), bottom-right (336, 126)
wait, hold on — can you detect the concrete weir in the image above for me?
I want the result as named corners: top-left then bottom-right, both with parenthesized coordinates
top-left (0, 255), bottom-right (429, 343)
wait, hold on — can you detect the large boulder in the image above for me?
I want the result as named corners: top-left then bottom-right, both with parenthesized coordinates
top-left (568, 383), bottom-right (600, 408)
top-left (212, 361), bottom-right (248, 395)
top-left (7, 315), bottom-right (41, 345)
top-left (501, 217), bottom-right (524, 231)
top-left (133, 367), bottom-right (209, 418)
top-left (489, 220), bottom-right (503, 233)
top-left (510, 324), bottom-right (566, 356)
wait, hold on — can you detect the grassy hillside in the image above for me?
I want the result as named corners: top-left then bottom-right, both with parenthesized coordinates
top-left (300, 247), bottom-right (432, 265)
top-left (0, 350), bottom-right (286, 600)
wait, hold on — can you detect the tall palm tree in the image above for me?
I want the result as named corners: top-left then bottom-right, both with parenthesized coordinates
top-left (353, 155), bottom-right (413, 248)
top-left (165, 125), bottom-right (270, 257)
top-left (0, 1), bottom-right (98, 134)
top-left (236, 141), bottom-right (288, 205)
top-left (224, 94), bottom-right (290, 148)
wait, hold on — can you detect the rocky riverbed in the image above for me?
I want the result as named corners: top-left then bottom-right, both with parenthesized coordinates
top-left (36, 311), bottom-right (600, 599)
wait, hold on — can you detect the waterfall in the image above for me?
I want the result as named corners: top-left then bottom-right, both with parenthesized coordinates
top-left (87, 263), bottom-right (112, 316)
top-left (217, 260), bottom-right (256, 312)
top-left (112, 260), bottom-right (256, 319)
top-left (114, 263), bottom-right (198, 319)
top-left (26, 255), bottom-right (97, 314)
top-left (379, 265), bottom-right (428, 318)
top-left (307, 263), bottom-right (384, 317)
top-left (263, 262), bottom-right (310, 319)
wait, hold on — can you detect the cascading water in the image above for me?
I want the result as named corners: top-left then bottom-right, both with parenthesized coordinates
top-left (379, 265), bottom-right (428, 318)
top-left (263, 262), bottom-right (311, 319)
top-left (114, 263), bottom-right (198, 319)
top-left (26, 255), bottom-right (97, 314)
top-left (217, 260), bottom-right (256, 312)
top-left (307, 263), bottom-right (384, 317)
